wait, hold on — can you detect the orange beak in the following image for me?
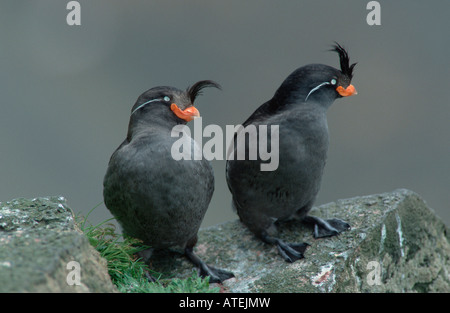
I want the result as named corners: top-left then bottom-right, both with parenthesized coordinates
top-left (336, 84), bottom-right (357, 97)
top-left (170, 103), bottom-right (200, 122)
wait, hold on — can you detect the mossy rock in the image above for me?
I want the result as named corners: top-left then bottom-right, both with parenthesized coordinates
top-left (147, 189), bottom-right (449, 292)
top-left (0, 197), bottom-right (117, 292)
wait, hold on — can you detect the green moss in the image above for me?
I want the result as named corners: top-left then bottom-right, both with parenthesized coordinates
top-left (76, 208), bottom-right (218, 293)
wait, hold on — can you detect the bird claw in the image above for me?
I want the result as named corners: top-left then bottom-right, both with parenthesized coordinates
top-left (276, 240), bottom-right (309, 263)
top-left (198, 265), bottom-right (235, 284)
top-left (143, 270), bottom-right (158, 283)
top-left (310, 217), bottom-right (350, 238)
top-left (185, 247), bottom-right (234, 283)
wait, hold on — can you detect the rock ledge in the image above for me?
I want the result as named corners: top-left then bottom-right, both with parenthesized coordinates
top-left (150, 189), bottom-right (449, 292)
top-left (0, 196), bottom-right (117, 292)
top-left (1, 189), bottom-right (448, 293)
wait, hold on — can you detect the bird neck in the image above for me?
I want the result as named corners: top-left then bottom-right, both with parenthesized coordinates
top-left (270, 93), bottom-right (332, 119)
top-left (126, 105), bottom-right (184, 140)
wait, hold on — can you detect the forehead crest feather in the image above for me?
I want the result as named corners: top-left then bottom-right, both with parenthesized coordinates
top-left (187, 80), bottom-right (221, 103)
top-left (331, 42), bottom-right (357, 80)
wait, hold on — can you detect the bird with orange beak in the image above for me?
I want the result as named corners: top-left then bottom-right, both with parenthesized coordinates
top-left (103, 80), bottom-right (234, 283)
top-left (226, 43), bottom-right (357, 262)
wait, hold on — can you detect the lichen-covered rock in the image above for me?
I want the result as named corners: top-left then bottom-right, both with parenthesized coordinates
top-left (0, 197), bottom-right (117, 292)
top-left (147, 189), bottom-right (449, 292)
top-left (2, 190), bottom-right (447, 293)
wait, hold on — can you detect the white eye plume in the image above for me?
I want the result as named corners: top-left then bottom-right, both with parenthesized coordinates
top-left (131, 98), bottom-right (164, 115)
top-left (305, 81), bottom-right (331, 102)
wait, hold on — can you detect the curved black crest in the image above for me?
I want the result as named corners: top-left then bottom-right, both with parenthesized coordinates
top-left (332, 42), bottom-right (357, 79)
top-left (187, 80), bottom-right (221, 103)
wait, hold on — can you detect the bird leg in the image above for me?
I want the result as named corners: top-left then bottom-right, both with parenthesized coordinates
top-left (184, 247), bottom-right (234, 283)
top-left (303, 215), bottom-right (350, 238)
top-left (135, 248), bottom-right (159, 282)
top-left (261, 234), bottom-right (309, 263)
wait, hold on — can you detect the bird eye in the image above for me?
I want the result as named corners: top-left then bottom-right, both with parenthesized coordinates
top-left (330, 79), bottom-right (337, 85)
top-left (163, 96), bottom-right (170, 102)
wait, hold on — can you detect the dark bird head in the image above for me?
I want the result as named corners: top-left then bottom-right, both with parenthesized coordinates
top-left (273, 42), bottom-right (357, 107)
top-left (129, 80), bottom-right (221, 124)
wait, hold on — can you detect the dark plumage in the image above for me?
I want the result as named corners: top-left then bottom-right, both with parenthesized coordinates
top-left (187, 80), bottom-right (221, 103)
top-left (332, 42), bottom-right (357, 79)
top-left (103, 80), bottom-right (233, 283)
top-left (226, 44), bottom-right (357, 262)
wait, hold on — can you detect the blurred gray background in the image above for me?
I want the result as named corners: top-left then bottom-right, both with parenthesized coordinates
top-left (0, 1), bottom-right (448, 228)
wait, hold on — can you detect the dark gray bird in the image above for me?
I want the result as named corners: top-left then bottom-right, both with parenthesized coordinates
top-left (103, 80), bottom-right (234, 283)
top-left (226, 43), bottom-right (357, 262)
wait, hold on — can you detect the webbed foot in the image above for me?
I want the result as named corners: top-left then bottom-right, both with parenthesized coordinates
top-left (199, 265), bottom-right (235, 283)
top-left (185, 247), bottom-right (234, 283)
top-left (276, 240), bottom-right (309, 263)
top-left (262, 234), bottom-right (309, 262)
top-left (304, 216), bottom-right (350, 238)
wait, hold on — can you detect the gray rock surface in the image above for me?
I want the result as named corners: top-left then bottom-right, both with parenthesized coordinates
top-left (1, 189), bottom-right (448, 293)
top-left (149, 189), bottom-right (449, 292)
top-left (0, 196), bottom-right (117, 292)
